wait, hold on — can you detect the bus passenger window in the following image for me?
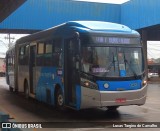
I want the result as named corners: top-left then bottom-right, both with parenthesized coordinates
top-left (44, 43), bottom-right (53, 66)
top-left (8, 55), bottom-right (12, 66)
top-left (19, 45), bottom-right (29, 65)
top-left (19, 47), bottom-right (25, 56)
top-left (38, 43), bottom-right (44, 54)
top-left (46, 44), bottom-right (52, 54)
top-left (19, 46), bottom-right (27, 65)
top-left (37, 43), bottom-right (44, 66)
top-left (25, 45), bottom-right (29, 55)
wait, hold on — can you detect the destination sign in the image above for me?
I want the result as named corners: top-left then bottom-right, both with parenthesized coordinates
top-left (92, 36), bottom-right (140, 44)
top-left (109, 37), bottom-right (130, 44)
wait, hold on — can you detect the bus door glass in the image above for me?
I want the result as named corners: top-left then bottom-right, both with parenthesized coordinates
top-left (29, 44), bottom-right (36, 94)
top-left (65, 38), bottom-right (79, 105)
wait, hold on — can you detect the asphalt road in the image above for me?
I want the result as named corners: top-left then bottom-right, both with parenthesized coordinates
top-left (0, 77), bottom-right (160, 131)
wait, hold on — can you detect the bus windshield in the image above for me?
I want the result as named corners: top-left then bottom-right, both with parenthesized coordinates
top-left (81, 46), bottom-right (144, 77)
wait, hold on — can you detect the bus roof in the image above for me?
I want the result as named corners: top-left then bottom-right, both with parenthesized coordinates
top-left (16, 21), bottom-right (139, 44)
top-left (66, 21), bottom-right (138, 34)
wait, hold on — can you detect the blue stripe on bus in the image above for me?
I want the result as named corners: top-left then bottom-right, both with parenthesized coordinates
top-left (35, 67), bottom-right (64, 105)
top-left (76, 85), bottom-right (81, 110)
top-left (97, 80), bottom-right (142, 91)
top-left (120, 70), bottom-right (126, 77)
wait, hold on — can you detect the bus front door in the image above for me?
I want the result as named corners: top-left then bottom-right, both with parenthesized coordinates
top-left (29, 45), bottom-right (36, 96)
top-left (65, 39), bottom-right (78, 106)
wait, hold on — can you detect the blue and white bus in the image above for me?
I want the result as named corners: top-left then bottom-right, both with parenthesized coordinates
top-left (6, 21), bottom-right (147, 110)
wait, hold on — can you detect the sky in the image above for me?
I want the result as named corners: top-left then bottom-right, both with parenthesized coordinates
top-left (0, 42), bottom-right (7, 58)
top-left (0, 34), bottom-right (28, 45)
top-left (73, 0), bottom-right (130, 4)
top-left (0, 34), bottom-right (28, 58)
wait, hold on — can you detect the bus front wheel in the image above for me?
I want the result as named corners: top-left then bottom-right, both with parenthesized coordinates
top-left (55, 89), bottom-right (64, 109)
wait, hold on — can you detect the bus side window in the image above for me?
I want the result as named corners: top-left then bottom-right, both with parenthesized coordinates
top-left (11, 50), bottom-right (14, 68)
top-left (8, 54), bottom-right (12, 66)
top-left (44, 42), bottom-right (53, 66)
top-left (19, 46), bottom-right (25, 65)
top-left (25, 45), bottom-right (29, 65)
top-left (19, 45), bottom-right (29, 65)
top-left (37, 43), bottom-right (45, 66)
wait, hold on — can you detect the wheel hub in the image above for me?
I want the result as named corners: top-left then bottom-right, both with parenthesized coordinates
top-left (58, 94), bottom-right (63, 106)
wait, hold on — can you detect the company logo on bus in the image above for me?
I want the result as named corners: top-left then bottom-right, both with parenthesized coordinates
top-left (130, 83), bottom-right (138, 88)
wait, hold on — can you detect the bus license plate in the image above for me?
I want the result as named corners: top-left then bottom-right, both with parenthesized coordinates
top-left (116, 98), bottom-right (126, 103)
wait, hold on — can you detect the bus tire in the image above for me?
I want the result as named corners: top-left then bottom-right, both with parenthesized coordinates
top-left (55, 88), bottom-right (64, 109)
top-left (107, 106), bottom-right (119, 111)
top-left (24, 81), bottom-right (29, 99)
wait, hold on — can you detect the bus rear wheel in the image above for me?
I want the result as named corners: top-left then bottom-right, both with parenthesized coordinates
top-left (55, 89), bottom-right (64, 109)
top-left (107, 106), bottom-right (119, 111)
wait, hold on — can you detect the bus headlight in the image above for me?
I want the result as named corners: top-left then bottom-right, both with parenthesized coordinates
top-left (81, 78), bottom-right (98, 90)
top-left (142, 78), bottom-right (147, 87)
top-left (84, 81), bottom-right (89, 87)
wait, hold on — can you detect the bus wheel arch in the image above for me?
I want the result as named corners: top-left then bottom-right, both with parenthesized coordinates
top-left (24, 79), bottom-right (29, 99)
top-left (54, 84), bottom-right (64, 108)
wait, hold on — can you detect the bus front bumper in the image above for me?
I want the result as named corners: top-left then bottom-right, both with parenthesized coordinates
top-left (80, 84), bottom-right (147, 109)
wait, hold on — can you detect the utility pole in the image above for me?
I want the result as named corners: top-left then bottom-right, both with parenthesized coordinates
top-left (4, 34), bottom-right (15, 48)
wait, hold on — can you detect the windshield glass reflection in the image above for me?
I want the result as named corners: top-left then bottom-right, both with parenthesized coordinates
top-left (81, 47), bottom-right (144, 77)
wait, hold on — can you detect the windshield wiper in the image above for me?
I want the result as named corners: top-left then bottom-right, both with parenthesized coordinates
top-left (123, 52), bottom-right (138, 78)
top-left (102, 52), bottom-right (115, 77)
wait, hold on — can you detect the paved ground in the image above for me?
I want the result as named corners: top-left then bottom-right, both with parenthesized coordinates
top-left (0, 77), bottom-right (160, 131)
